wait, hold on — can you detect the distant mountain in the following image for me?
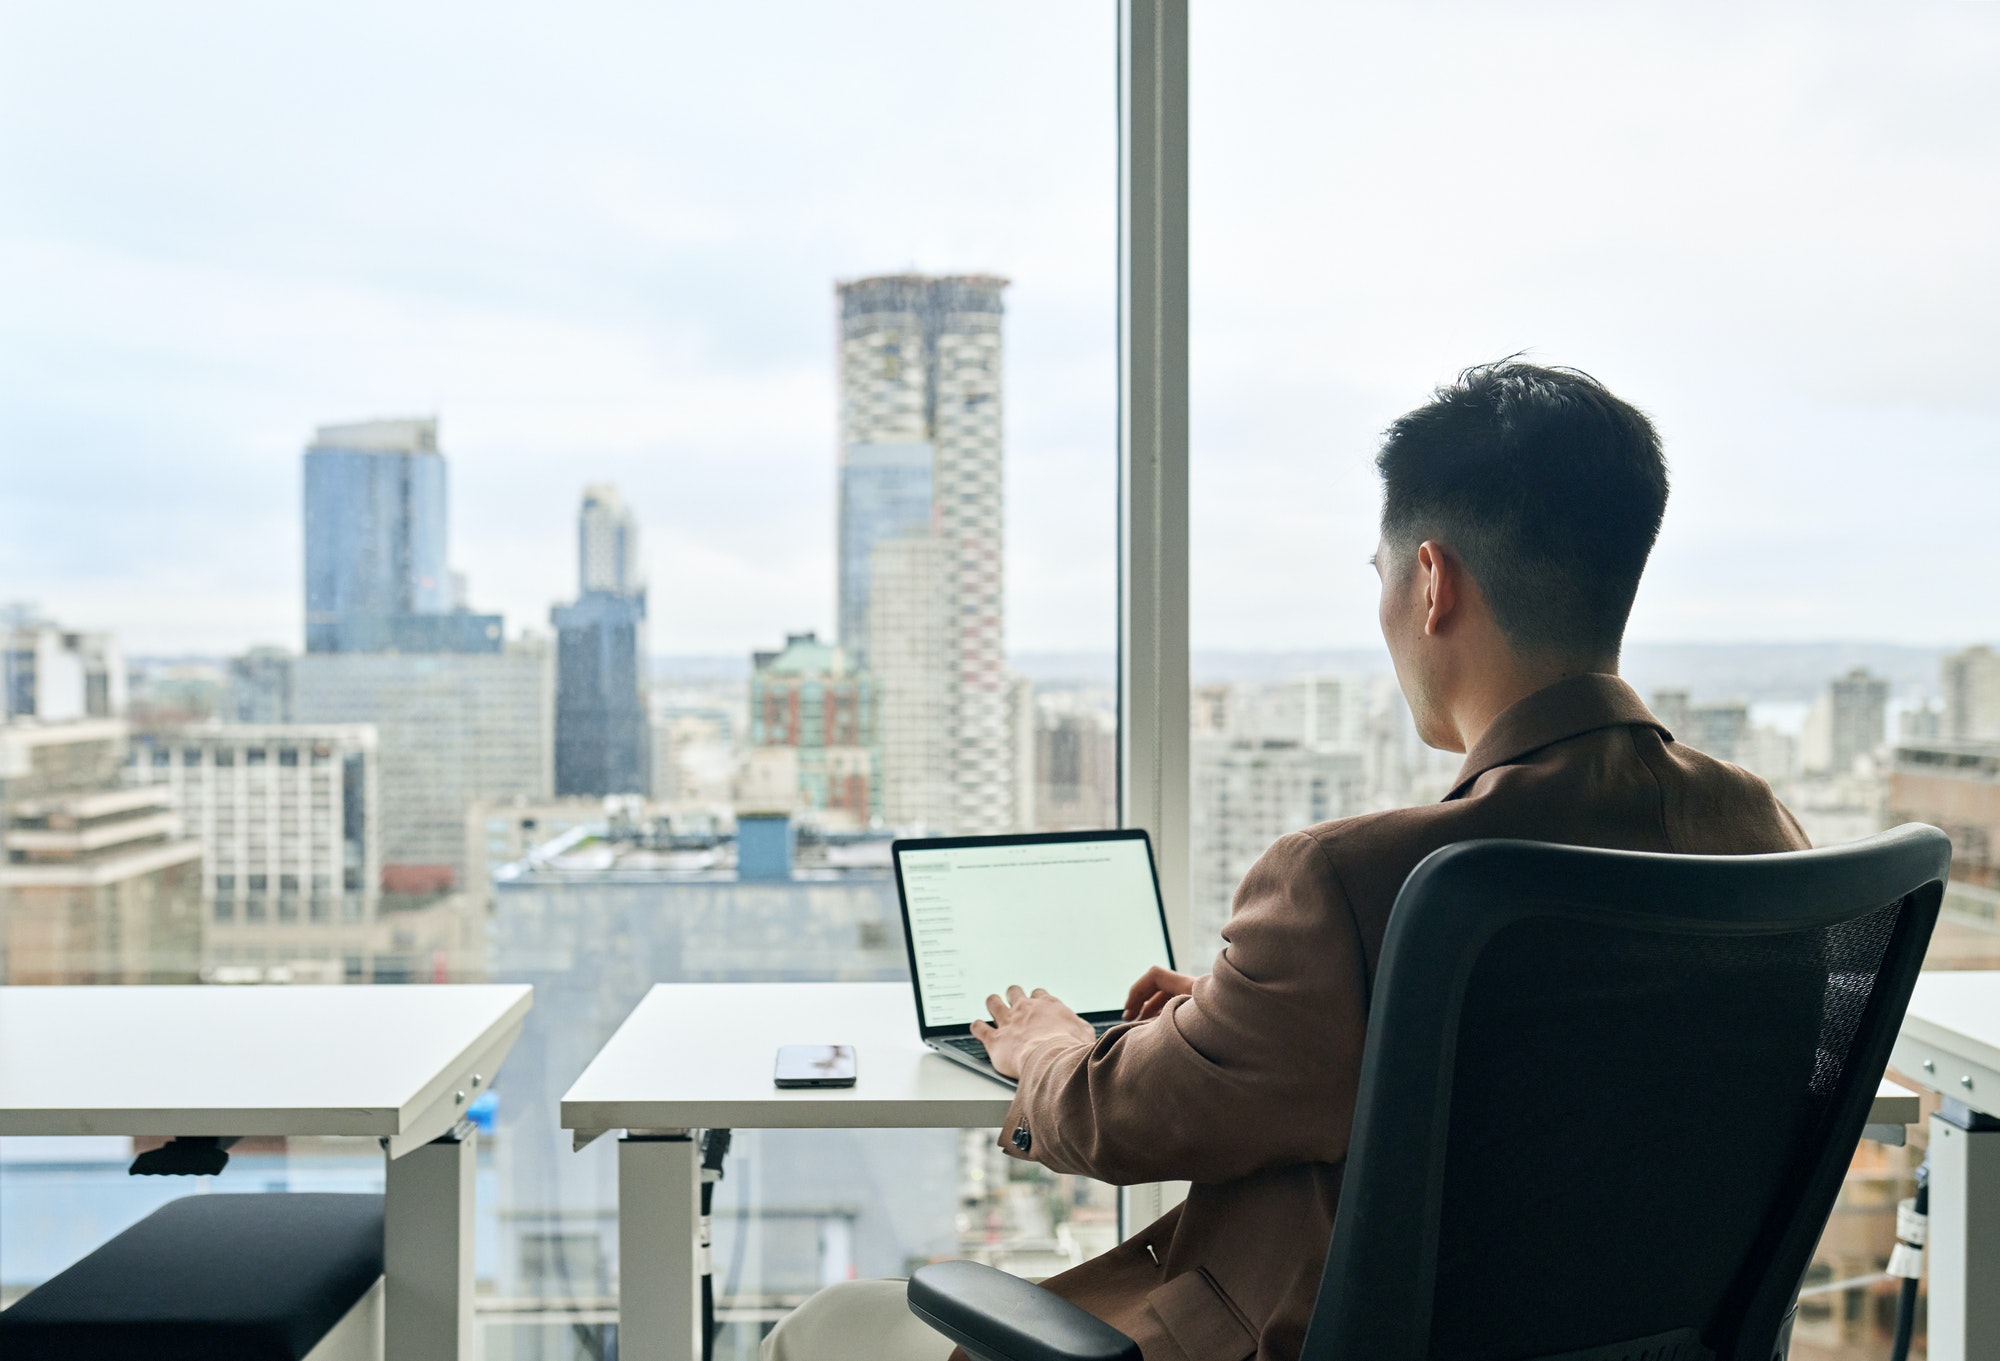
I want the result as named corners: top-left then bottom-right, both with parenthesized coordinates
top-left (656, 641), bottom-right (1953, 704)
top-left (1619, 642), bottom-right (1946, 704)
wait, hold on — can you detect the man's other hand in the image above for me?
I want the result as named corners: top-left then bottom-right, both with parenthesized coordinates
top-left (1123, 965), bottom-right (1195, 1021)
top-left (970, 985), bottom-right (1095, 1079)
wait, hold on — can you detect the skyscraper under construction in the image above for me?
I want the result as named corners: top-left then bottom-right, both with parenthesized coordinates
top-left (836, 274), bottom-right (1012, 834)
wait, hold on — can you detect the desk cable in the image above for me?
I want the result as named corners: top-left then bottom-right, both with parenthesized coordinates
top-left (1887, 1155), bottom-right (1927, 1361)
top-left (700, 1128), bottom-right (733, 1361)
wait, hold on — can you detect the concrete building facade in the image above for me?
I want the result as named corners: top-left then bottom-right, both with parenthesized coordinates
top-left (1033, 698), bottom-right (1117, 833)
top-left (868, 536), bottom-right (949, 831)
top-left (3, 612), bottom-right (124, 722)
top-left (127, 723), bottom-right (379, 927)
top-left (1944, 646), bottom-right (2000, 743)
top-left (1189, 735), bottom-right (1367, 947)
top-left (1803, 668), bottom-right (1889, 775)
top-left (1, 719), bottom-right (202, 984)
top-left (1889, 741), bottom-right (2000, 889)
top-left (294, 642), bottom-right (553, 891)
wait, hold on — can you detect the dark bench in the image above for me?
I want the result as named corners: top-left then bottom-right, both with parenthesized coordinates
top-left (0, 1192), bottom-right (385, 1361)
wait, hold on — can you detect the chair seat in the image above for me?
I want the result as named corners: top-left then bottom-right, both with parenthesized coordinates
top-left (0, 1192), bottom-right (384, 1361)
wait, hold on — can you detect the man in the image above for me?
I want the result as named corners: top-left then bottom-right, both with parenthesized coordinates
top-left (765, 360), bottom-right (1806, 1361)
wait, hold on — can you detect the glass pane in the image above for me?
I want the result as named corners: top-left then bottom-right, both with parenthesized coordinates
top-left (1, 2), bottom-right (1115, 1350)
top-left (1193, 6), bottom-right (1996, 1356)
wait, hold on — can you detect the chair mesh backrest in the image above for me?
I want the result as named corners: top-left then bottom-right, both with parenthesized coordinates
top-left (1424, 898), bottom-right (1905, 1359)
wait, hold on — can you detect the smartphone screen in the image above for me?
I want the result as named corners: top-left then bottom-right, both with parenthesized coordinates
top-left (773, 1044), bottom-right (857, 1088)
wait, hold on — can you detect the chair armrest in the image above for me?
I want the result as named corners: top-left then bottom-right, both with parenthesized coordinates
top-left (907, 1261), bottom-right (1140, 1361)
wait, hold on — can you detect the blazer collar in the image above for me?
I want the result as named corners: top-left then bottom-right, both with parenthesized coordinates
top-left (1446, 673), bottom-right (1670, 800)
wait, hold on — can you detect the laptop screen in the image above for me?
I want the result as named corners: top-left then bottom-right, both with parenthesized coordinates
top-left (894, 832), bottom-right (1175, 1031)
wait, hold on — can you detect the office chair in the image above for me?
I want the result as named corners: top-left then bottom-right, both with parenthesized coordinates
top-left (907, 823), bottom-right (1951, 1361)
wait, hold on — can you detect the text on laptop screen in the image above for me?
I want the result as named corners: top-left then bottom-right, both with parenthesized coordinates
top-left (900, 837), bottom-right (1171, 1028)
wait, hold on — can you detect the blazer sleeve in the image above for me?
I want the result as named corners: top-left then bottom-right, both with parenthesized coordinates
top-left (995, 830), bottom-right (1370, 1185)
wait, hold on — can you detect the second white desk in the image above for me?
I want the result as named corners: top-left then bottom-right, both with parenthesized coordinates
top-left (562, 982), bottom-right (1010, 1361)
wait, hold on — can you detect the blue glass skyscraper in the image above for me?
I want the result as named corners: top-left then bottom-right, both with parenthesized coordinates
top-left (302, 418), bottom-right (500, 653)
top-left (553, 484), bottom-right (650, 796)
top-left (836, 443), bottom-right (932, 670)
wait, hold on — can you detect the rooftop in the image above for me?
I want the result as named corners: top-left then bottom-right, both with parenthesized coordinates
top-left (308, 417), bottom-right (438, 454)
top-left (496, 815), bottom-right (893, 884)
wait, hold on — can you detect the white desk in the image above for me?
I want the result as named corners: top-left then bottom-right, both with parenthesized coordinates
top-left (1891, 970), bottom-right (2000, 1361)
top-left (0, 984), bottom-right (532, 1361)
top-left (561, 982), bottom-right (1010, 1361)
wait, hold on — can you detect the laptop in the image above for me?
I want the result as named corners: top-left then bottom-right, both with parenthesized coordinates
top-left (891, 828), bottom-right (1178, 1088)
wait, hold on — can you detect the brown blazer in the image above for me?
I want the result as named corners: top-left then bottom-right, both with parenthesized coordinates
top-left (993, 674), bottom-right (1809, 1361)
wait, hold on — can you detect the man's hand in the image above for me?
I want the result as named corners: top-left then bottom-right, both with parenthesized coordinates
top-left (1123, 965), bottom-right (1195, 1021)
top-left (970, 985), bottom-right (1096, 1079)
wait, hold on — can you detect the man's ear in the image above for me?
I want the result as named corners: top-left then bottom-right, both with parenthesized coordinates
top-left (1417, 540), bottom-right (1456, 639)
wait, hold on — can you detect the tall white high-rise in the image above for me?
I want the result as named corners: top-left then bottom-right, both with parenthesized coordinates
top-left (838, 274), bottom-right (1014, 834)
top-left (578, 484), bottom-right (644, 597)
top-left (1944, 646), bottom-right (2000, 743)
top-left (869, 536), bottom-right (949, 829)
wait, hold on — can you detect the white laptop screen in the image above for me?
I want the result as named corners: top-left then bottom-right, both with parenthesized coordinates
top-left (898, 835), bottom-right (1172, 1029)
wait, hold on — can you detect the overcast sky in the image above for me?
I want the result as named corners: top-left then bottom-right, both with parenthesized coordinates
top-left (3, 3), bottom-right (1996, 658)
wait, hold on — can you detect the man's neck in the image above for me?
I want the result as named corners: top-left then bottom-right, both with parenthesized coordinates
top-left (1446, 653), bottom-right (1617, 755)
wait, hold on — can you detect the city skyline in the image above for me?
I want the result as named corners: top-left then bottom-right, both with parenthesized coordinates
top-left (6, 6), bottom-right (1997, 658)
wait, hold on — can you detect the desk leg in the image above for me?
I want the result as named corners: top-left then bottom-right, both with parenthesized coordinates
top-left (620, 1131), bottom-right (703, 1361)
top-left (384, 1123), bottom-right (476, 1361)
top-left (1928, 1113), bottom-right (2000, 1361)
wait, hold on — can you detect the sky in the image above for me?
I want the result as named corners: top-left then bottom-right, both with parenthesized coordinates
top-left (3, 2), bottom-right (1996, 658)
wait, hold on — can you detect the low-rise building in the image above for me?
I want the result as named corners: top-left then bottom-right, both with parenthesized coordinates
top-left (1033, 697), bottom-right (1116, 833)
top-left (749, 633), bottom-right (878, 828)
top-left (2, 720), bottom-right (201, 984)
top-left (1889, 741), bottom-right (2000, 888)
top-left (3, 611), bottom-right (124, 722)
top-left (127, 723), bottom-right (379, 924)
top-left (1190, 736), bottom-right (1366, 947)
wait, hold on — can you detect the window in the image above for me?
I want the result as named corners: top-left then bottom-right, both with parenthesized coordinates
top-left (2, 2), bottom-right (1115, 1350)
top-left (1190, 8), bottom-right (1994, 1353)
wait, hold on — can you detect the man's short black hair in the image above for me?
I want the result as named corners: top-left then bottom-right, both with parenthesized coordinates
top-left (1377, 359), bottom-right (1669, 660)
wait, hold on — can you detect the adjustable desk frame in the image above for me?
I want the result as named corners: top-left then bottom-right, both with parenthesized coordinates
top-left (1890, 970), bottom-right (2000, 1361)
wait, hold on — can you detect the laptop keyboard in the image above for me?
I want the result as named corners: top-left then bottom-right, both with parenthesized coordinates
top-left (939, 1018), bottom-right (1124, 1065)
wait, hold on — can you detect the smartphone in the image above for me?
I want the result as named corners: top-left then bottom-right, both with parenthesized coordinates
top-left (774, 1044), bottom-right (858, 1088)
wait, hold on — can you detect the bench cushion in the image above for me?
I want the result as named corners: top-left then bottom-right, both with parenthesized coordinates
top-left (0, 1192), bottom-right (384, 1361)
